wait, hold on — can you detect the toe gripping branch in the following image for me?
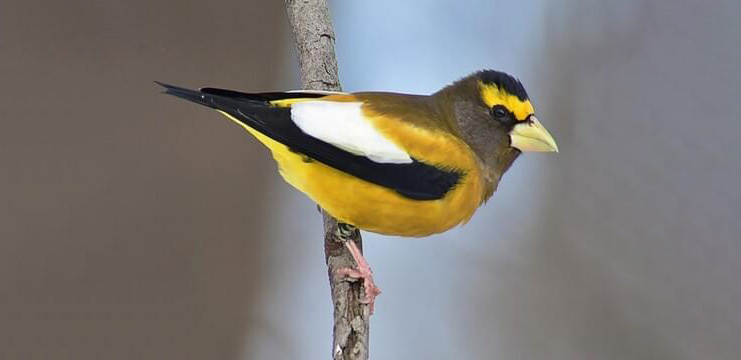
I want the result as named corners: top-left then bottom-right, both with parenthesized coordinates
top-left (334, 223), bottom-right (381, 314)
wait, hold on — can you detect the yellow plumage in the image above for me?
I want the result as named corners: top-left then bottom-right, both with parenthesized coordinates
top-left (218, 102), bottom-right (484, 237)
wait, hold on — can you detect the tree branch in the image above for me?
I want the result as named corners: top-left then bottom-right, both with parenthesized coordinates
top-left (285, 1), bottom-right (370, 359)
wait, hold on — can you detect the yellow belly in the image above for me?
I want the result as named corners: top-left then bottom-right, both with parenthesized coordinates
top-left (275, 148), bottom-right (480, 236)
top-left (219, 111), bottom-right (484, 237)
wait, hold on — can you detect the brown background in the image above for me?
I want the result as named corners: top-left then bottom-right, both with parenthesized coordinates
top-left (0, 1), bottom-right (289, 359)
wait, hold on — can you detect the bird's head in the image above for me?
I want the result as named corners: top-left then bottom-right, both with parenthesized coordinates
top-left (434, 70), bottom-right (558, 195)
top-left (476, 70), bottom-right (558, 153)
top-left (440, 69), bottom-right (558, 154)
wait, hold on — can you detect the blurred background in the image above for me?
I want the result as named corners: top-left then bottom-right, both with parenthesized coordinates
top-left (1, 0), bottom-right (739, 359)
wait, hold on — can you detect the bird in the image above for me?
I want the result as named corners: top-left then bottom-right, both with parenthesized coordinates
top-left (157, 70), bottom-right (558, 311)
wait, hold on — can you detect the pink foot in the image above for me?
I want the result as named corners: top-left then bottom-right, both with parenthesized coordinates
top-left (335, 239), bottom-right (381, 314)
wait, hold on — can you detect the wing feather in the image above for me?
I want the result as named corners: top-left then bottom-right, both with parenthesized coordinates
top-left (158, 83), bottom-right (461, 200)
top-left (290, 101), bottom-right (412, 164)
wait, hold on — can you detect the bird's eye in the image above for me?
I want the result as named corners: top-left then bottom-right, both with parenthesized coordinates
top-left (491, 105), bottom-right (508, 121)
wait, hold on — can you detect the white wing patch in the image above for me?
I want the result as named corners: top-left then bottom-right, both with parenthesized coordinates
top-left (290, 101), bottom-right (413, 164)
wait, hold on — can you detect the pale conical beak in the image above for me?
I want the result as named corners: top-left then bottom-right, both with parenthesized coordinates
top-left (509, 116), bottom-right (559, 152)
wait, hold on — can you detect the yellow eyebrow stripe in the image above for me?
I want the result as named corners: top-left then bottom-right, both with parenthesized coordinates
top-left (478, 81), bottom-right (535, 121)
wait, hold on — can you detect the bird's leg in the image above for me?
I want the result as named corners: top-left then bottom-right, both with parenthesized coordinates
top-left (334, 223), bottom-right (381, 314)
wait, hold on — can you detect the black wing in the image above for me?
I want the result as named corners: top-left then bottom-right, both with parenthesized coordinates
top-left (157, 82), bottom-right (462, 200)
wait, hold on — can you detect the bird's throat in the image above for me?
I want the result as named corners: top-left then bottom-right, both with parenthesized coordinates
top-left (480, 148), bottom-right (520, 201)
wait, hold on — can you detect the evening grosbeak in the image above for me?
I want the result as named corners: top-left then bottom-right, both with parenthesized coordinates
top-left (158, 70), bottom-right (558, 310)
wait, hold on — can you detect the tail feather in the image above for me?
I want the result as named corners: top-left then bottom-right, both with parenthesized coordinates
top-left (155, 81), bottom-right (218, 108)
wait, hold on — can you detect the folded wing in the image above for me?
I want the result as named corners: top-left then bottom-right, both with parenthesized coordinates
top-left (158, 82), bottom-right (461, 200)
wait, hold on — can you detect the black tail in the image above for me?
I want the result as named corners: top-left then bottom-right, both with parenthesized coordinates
top-left (155, 81), bottom-right (218, 108)
top-left (156, 81), bottom-right (328, 107)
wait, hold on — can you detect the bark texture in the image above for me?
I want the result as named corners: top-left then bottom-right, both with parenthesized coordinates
top-left (285, 1), bottom-right (371, 359)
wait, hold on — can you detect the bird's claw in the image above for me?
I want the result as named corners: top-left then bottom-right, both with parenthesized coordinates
top-left (336, 266), bottom-right (381, 314)
top-left (336, 264), bottom-right (381, 314)
top-left (334, 232), bottom-right (381, 314)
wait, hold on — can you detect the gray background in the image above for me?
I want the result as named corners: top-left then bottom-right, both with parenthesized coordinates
top-left (1, 0), bottom-right (739, 359)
